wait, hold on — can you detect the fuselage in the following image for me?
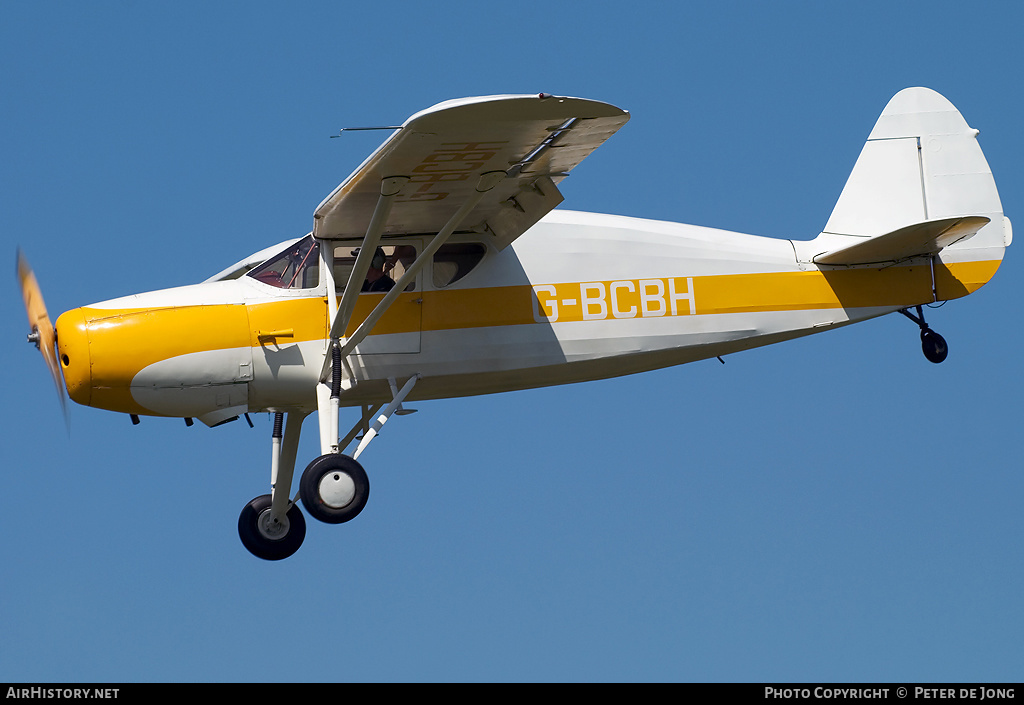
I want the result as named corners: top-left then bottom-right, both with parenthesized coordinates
top-left (53, 209), bottom-right (1005, 426)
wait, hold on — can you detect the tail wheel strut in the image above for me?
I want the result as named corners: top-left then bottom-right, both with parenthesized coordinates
top-left (899, 305), bottom-right (948, 364)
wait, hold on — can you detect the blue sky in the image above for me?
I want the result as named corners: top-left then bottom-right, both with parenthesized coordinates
top-left (2, 1), bottom-right (1021, 682)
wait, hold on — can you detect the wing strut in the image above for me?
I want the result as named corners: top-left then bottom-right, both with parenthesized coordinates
top-left (339, 169), bottom-right (506, 362)
top-left (315, 169), bottom-right (507, 454)
top-left (319, 169), bottom-right (507, 381)
top-left (328, 175), bottom-right (410, 343)
top-left (314, 175), bottom-right (407, 455)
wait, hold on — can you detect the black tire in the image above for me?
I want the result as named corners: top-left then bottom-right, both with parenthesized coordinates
top-left (238, 494), bottom-right (306, 560)
top-left (921, 328), bottom-right (948, 364)
top-left (299, 454), bottom-right (369, 525)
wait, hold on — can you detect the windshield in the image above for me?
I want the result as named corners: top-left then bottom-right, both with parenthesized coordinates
top-left (247, 236), bottom-right (320, 289)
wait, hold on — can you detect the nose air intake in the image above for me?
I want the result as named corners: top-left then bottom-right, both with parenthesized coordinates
top-left (54, 308), bottom-right (92, 407)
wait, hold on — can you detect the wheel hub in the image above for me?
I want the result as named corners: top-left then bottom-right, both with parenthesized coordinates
top-left (319, 471), bottom-right (356, 509)
top-left (256, 508), bottom-right (290, 541)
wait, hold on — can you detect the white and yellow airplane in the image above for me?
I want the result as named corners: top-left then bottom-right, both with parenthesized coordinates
top-left (18, 88), bottom-right (1011, 560)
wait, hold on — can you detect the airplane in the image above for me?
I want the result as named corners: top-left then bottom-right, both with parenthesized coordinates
top-left (18, 88), bottom-right (1011, 560)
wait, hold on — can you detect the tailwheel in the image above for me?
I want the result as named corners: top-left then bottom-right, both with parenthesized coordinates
top-left (299, 454), bottom-right (369, 524)
top-left (920, 328), bottom-right (948, 364)
top-left (238, 494), bottom-right (306, 560)
top-left (899, 305), bottom-right (949, 364)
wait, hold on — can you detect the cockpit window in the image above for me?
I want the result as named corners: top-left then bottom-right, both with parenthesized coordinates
top-left (333, 244), bottom-right (417, 293)
top-left (247, 236), bottom-right (320, 289)
top-left (433, 243), bottom-right (486, 288)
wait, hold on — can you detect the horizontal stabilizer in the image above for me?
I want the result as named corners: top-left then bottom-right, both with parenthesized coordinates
top-left (813, 216), bottom-right (989, 266)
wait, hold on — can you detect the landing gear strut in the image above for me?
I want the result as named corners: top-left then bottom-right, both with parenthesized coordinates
top-left (899, 305), bottom-right (948, 364)
top-left (238, 410), bottom-right (309, 560)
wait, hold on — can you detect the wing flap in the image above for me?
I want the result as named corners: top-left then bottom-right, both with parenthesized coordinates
top-left (813, 216), bottom-right (990, 266)
top-left (486, 175), bottom-right (564, 250)
top-left (313, 95), bottom-right (629, 248)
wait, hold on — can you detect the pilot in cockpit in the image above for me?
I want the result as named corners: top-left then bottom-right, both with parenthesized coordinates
top-left (361, 247), bottom-right (396, 292)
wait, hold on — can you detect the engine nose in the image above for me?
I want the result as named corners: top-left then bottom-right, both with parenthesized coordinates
top-left (54, 308), bottom-right (91, 407)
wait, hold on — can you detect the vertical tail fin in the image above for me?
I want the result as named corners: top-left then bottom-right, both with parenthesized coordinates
top-left (820, 87), bottom-right (1010, 296)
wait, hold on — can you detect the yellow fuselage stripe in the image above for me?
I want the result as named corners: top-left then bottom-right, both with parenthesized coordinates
top-left (58, 259), bottom-right (1001, 414)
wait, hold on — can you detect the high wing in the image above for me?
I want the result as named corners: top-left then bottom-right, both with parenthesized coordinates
top-left (313, 94), bottom-right (629, 250)
top-left (311, 95), bottom-right (628, 455)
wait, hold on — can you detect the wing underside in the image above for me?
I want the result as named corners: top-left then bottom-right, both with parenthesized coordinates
top-left (313, 94), bottom-right (629, 249)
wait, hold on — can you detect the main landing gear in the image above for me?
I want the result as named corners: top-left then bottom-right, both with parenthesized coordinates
top-left (237, 494), bottom-right (307, 561)
top-left (899, 305), bottom-right (948, 364)
top-left (236, 451), bottom-right (368, 561)
top-left (236, 375), bottom-right (420, 560)
top-left (299, 454), bottom-right (369, 524)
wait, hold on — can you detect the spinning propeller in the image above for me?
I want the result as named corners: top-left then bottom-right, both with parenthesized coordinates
top-left (17, 249), bottom-right (69, 427)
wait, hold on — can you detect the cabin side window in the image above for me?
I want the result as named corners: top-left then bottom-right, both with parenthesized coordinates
top-left (333, 244), bottom-right (417, 293)
top-left (247, 236), bottom-right (320, 289)
top-left (433, 243), bottom-right (487, 288)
